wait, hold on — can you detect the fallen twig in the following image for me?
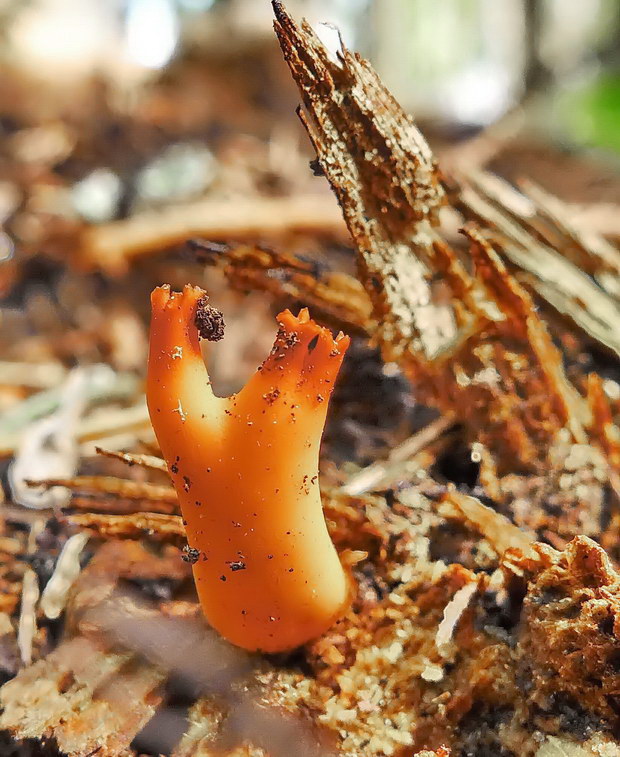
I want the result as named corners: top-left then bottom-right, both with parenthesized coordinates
top-left (82, 194), bottom-right (348, 273)
top-left (67, 512), bottom-right (185, 542)
top-left (26, 475), bottom-right (177, 504)
top-left (95, 446), bottom-right (168, 474)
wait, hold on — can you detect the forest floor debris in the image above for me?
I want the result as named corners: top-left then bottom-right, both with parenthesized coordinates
top-left (2, 2), bottom-right (620, 756)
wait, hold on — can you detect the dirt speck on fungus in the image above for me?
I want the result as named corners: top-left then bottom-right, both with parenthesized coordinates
top-left (195, 296), bottom-right (225, 341)
top-left (182, 546), bottom-right (201, 564)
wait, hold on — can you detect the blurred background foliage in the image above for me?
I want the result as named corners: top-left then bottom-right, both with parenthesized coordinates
top-left (0, 0), bottom-right (619, 164)
top-left (0, 0), bottom-right (620, 188)
top-left (0, 0), bottom-right (620, 154)
top-left (373, 0), bottom-right (620, 158)
top-left (3, 1), bottom-right (619, 135)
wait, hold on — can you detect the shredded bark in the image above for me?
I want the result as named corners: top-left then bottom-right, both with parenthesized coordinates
top-left (452, 171), bottom-right (620, 360)
top-left (198, 241), bottom-right (373, 336)
top-left (272, 1), bottom-right (587, 474)
top-left (274, 1), bottom-right (449, 362)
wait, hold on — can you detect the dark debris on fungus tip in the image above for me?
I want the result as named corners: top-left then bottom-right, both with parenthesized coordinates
top-left (195, 296), bottom-right (226, 342)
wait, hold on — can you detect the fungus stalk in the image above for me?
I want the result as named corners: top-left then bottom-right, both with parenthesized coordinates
top-left (147, 285), bottom-right (351, 652)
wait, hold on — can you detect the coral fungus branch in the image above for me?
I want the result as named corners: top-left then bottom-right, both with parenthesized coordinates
top-left (147, 284), bottom-right (351, 652)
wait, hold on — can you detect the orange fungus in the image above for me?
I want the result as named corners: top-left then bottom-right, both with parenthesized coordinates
top-left (147, 284), bottom-right (352, 652)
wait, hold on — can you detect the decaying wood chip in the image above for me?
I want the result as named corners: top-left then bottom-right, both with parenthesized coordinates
top-left (517, 536), bottom-right (620, 727)
top-left (40, 532), bottom-right (90, 620)
top-left (0, 541), bottom-right (192, 753)
top-left (175, 695), bottom-right (335, 757)
top-left (443, 490), bottom-right (535, 557)
top-left (89, 598), bottom-right (332, 757)
top-left (0, 636), bottom-right (164, 756)
top-left (273, 2), bottom-right (587, 472)
top-left (64, 539), bottom-right (190, 635)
